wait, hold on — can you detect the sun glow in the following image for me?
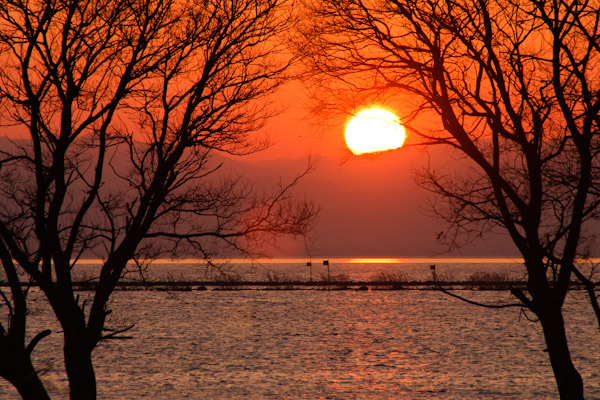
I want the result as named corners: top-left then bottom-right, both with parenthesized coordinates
top-left (345, 108), bottom-right (406, 155)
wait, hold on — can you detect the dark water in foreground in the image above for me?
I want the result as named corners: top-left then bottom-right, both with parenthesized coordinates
top-left (1, 259), bottom-right (599, 399)
top-left (2, 290), bottom-right (599, 399)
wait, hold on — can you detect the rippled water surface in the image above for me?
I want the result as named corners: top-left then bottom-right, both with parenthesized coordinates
top-left (2, 288), bottom-right (600, 399)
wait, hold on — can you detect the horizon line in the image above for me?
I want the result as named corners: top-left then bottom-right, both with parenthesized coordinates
top-left (70, 256), bottom-right (529, 264)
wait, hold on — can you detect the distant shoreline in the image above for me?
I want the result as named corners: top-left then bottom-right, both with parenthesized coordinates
top-left (4, 279), bottom-right (588, 291)
top-left (70, 257), bottom-right (527, 264)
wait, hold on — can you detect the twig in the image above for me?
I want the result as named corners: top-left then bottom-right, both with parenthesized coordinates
top-left (436, 283), bottom-right (523, 309)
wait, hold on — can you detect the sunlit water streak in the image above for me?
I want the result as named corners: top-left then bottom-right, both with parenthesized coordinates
top-left (1, 260), bottom-right (599, 399)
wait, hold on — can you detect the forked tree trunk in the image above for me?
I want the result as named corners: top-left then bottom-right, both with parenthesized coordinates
top-left (0, 342), bottom-right (50, 400)
top-left (539, 307), bottom-right (584, 400)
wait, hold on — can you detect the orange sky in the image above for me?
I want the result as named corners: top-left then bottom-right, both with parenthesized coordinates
top-left (229, 79), bottom-right (519, 258)
top-left (250, 78), bottom-right (419, 161)
top-left (0, 78), bottom-right (519, 259)
top-left (246, 81), bottom-right (346, 160)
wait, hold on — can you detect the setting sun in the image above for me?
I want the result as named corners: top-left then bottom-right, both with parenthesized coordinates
top-left (345, 108), bottom-right (406, 155)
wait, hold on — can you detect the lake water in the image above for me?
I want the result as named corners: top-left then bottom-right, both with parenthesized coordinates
top-left (1, 259), bottom-right (599, 399)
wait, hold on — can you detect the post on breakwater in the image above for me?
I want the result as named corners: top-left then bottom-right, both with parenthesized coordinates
top-left (324, 260), bottom-right (330, 291)
top-left (307, 261), bottom-right (312, 282)
top-left (430, 264), bottom-right (436, 282)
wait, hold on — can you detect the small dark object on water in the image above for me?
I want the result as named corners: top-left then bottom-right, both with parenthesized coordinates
top-left (196, 285), bottom-right (208, 291)
top-left (358, 285), bottom-right (369, 291)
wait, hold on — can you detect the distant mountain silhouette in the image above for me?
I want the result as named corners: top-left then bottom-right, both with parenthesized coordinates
top-left (223, 148), bottom-right (519, 258)
top-left (0, 136), bottom-right (519, 258)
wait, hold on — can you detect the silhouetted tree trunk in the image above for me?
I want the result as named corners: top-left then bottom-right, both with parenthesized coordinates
top-left (63, 331), bottom-right (96, 399)
top-left (0, 334), bottom-right (50, 400)
top-left (0, 246), bottom-right (50, 400)
top-left (300, 0), bottom-right (600, 398)
top-left (539, 307), bottom-right (584, 399)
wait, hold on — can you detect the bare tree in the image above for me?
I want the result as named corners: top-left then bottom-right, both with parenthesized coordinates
top-left (299, 0), bottom-right (600, 398)
top-left (0, 0), bottom-right (315, 398)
